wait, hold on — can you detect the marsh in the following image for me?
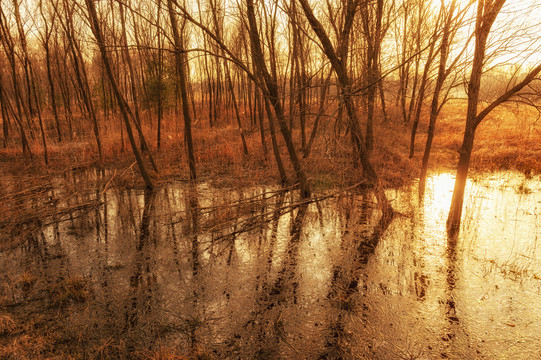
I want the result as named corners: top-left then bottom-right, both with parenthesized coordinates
top-left (1, 170), bottom-right (539, 359)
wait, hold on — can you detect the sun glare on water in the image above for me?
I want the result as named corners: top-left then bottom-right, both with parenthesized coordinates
top-left (425, 173), bottom-right (456, 214)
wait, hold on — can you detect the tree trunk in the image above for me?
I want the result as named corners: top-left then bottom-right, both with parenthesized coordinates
top-left (264, 96), bottom-right (287, 183)
top-left (304, 69), bottom-right (331, 158)
top-left (447, 0), bottom-right (506, 236)
top-left (247, 0), bottom-right (310, 198)
top-left (0, 70), bottom-right (11, 147)
top-left (56, 0), bottom-right (103, 161)
top-left (85, 0), bottom-right (153, 188)
top-left (409, 22), bottom-right (439, 159)
top-left (298, 0), bottom-right (378, 181)
top-left (45, 44), bottom-right (61, 143)
top-left (209, 0), bottom-right (248, 155)
top-left (447, 128), bottom-right (475, 234)
top-left (167, 0), bottom-right (197, 182)
top-left (419, 0), bottom-right (457, 195)
top-left (118, 1), bottom-right (158, 172)
top-left (156, 0), bottom-right (164, 149)
top-left (0, 10), bottom-right (32, 157)
top-left (360, 0), bottom-right (383, 153)
top-left (39, 0), bottom-right (61, 143)
top-left (298, 0), bottom-right (392, 213)
top-left (256, 88), bottom-right (269, 159)
top-left (13, 0), bottom-right (35, 120)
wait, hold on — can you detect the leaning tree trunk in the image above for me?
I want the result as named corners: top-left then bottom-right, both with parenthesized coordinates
top-left (85, 0), bottom-right (153, 188)
top-left (298, 0), bottom-right (375, 180)
top-left (247, 0), bottom-right (310, 198)
top-left (118, 1), bottom-right (158, 171)
top-left (447, 0), bottom-right (494, 235)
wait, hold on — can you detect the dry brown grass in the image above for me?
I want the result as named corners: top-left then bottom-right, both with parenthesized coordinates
top-left (0, 314), bottom-right (16, 335)
top-left (0, 270), bottom-right (200, 360)
top-left (0, 334), bottom-right (54, 359)
top-left (0, 100), bottom-right (539, 194)
top-left (412, 100), bottom-right (541, 174)
top-left (50, 277), bottom-right (91, 308)
top-left (136, 344), bottom-right (212, 360)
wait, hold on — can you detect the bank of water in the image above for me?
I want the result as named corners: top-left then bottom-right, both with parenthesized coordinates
top-left (0, 171), bottom-right (539, 359)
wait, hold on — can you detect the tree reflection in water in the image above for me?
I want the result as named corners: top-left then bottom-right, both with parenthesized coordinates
top-left (1, 171), bottom-right (540, 359)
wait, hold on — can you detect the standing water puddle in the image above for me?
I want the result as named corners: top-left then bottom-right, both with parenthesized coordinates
top-left (0, 171), bottom-right (540, 359)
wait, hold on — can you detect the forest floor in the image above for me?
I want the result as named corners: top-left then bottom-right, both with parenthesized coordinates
top-left (1, 100), bottom-right (539, 192)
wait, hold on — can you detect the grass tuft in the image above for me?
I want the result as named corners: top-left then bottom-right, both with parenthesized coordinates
top-left (0, 313), bottom-right (16, 334)
top-left (50, 277), bottom-right (91, 308)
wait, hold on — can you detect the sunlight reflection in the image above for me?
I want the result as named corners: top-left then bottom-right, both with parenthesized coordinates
top-left (424, 172), bottom-right (455, 214)
top-left (2, 171), bottom-right (540, 359)
top-left (420, 172), bottom-right (456, 245)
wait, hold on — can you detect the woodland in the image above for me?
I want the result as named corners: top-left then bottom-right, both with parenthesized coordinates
top-left (0, 0), bottom-right (539, 229)
top-left (0, 0), bottom-right (540, 357)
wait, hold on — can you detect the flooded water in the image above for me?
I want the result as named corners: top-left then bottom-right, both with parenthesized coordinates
top-left (1, 171), bottom-right (540, 359)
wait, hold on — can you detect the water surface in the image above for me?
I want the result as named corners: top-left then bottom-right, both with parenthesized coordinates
top-left (0, 171), bottom-right (539, 359)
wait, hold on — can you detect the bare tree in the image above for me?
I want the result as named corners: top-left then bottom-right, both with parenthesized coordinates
top-left (418, 0), bottom-right (469, 195)
top-left (298, 1), bottom-right (382, 182)
top-left (359, 0), bottom-right (386, 152)
top-left (53, 0), bottom-right (103, 162)
top-left (12, 0), bottom-right (49, 164)
top-left (0, 6), bottom-right (32, 157)
top-left (303, 68), bottom-right (332, 158)
top-left (247, 0), bottom-right (310, 197)
top-left (167, 0), bottom-right (197, 182)
top-left (298, 0), bottom-right (392, 212)
top-left (447, 0), bottom-right (541, 235)
top-left (84, 0), bottom-right (154, 188)
top-left (209, 0), bottom-right (248, 155)
top-left (408, 6), bottom-right (442, 159)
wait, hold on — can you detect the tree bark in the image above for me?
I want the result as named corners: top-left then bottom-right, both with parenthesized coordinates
top-left (167, 0), bottom-right (197, 182)
top-left (118, 1), bottom-right (158, 172)
top-left (85, 0), bottom-right (153, 188)
top-left (247, 0), bottom-right (310, 198)
top-left (447, 0), bottom-right (509, 236)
